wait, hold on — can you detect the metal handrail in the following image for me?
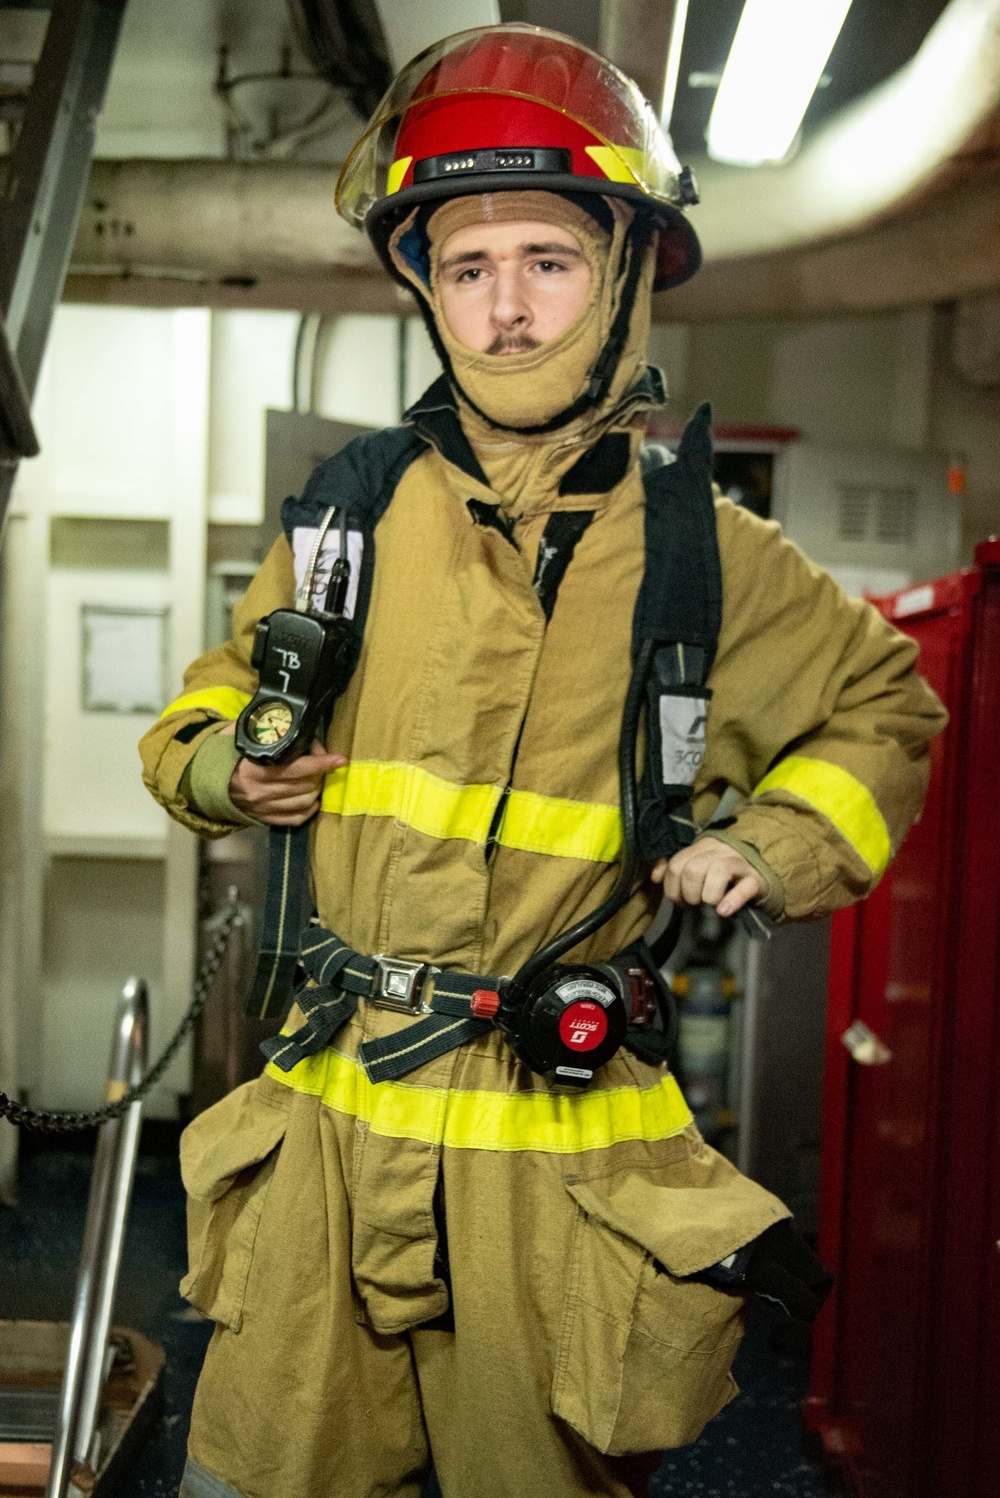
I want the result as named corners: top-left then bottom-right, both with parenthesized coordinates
top-left (45, 978), bottom-right (149, 1496)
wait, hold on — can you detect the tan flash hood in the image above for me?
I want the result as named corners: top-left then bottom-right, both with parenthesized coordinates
top-left (388, 189), bottom-right (657, 435)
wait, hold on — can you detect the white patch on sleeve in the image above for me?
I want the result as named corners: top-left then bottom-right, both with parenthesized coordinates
top-left (291, 526), bottom-right (364, 619)
top-left (659, 694), bottom-right (708, 786)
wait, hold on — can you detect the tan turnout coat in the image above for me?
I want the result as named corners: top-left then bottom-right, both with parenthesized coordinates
top-left (141, 387), bottom-right (945, 1497)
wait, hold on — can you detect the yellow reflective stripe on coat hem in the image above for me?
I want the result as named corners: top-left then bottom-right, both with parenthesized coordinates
top-left (264, 1047), bottom-right (692, 1152)
top-left (753, 754), bottom-right (892, 875)
top-left (321, 761), bottom-right (622, 862)
top-left (160, 687), bottom-right (252, 721)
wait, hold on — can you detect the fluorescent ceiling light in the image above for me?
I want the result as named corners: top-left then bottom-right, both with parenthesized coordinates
top-left (707, 0), bottom-right (854, 166)
top-left (660, 0), bottom-right (691, 128)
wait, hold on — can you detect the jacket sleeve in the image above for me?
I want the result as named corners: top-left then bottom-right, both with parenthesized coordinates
top-left (701, 499), bottom-right (948, 921)
top-left (138, 537), bottom-right (296, 836)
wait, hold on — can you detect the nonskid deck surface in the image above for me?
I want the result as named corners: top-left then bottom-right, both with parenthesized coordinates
top-left (1, 1138), bottom-right (830, 1498)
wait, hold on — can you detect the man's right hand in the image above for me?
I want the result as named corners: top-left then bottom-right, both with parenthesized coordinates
top-left (220, 724), bottom-right (346, 826)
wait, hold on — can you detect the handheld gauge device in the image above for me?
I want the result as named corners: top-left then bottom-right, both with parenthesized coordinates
top-left (236, 506), bottom-right (356, 764)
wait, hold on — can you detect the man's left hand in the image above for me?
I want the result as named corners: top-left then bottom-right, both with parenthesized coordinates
top-left (651, 836), bottom-right (765, 918)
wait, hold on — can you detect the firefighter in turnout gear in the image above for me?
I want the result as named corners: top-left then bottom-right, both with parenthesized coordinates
top-left (139, 25), bottom-right (947, 1498)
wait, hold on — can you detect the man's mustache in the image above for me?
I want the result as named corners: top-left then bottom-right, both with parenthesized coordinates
top-left (485, 332), bottom-right (541, 355)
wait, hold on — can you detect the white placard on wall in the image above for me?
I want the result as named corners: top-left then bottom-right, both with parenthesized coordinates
top-left (82, 605), bottom-right (168, 714)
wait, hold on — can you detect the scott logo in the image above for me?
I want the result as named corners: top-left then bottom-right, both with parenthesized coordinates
top-left (559, 1000), bottom-right (609, 1053)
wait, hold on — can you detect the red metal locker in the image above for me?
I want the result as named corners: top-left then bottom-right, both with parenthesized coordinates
top-left (806, 539), bottom-right (1000, 1498)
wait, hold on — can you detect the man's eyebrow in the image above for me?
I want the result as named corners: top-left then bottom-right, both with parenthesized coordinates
top-left (519, 241), bottom-right (584, 258)
top-left (439, 249), bottom-right (490, 272)
top-left (439, 241), bottom-right (585, 272)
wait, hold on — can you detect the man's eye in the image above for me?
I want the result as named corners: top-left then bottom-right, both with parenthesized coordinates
top-left (457, 267), bottom-right (482, 282)
top-left (536, 259), bottom-right (566, 273)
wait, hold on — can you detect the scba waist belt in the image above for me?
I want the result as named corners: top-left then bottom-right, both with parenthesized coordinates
top-left (261, 924), bottom-right (501, 1084)
top-left (260, 923), bottom-right (673, 1085)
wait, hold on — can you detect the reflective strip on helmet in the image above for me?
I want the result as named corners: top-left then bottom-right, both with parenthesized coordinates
top-left (753, 754), bottom-right (892, 876)
top-left (265, 1045), bottom-right (692, 1152)
top-left (585, 143), bottom-right (645, 185)
top-left (321, 761), bottom-right (622, 862)
top-left (386, 155), bottom-right (412, 194)
top-left (160, 687), bottom-right (252, 721)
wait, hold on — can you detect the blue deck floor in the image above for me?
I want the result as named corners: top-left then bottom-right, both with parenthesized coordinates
top-left (0, 1136), bottom-right (836, 1497)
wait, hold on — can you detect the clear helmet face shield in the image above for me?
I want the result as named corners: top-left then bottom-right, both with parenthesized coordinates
top-left (336, 24), bottom-right (701, 291)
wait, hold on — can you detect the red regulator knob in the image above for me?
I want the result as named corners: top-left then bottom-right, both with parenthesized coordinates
top-left (471, 988), bottom-right (501, 1020)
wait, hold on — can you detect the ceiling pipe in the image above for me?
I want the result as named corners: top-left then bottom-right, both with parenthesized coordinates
top-left (656, 164), bottom-right (1000, 322)
top-left (64, 156), bottom-right (1000, 323)
top-left (72, 159), bottom-right (378, 282)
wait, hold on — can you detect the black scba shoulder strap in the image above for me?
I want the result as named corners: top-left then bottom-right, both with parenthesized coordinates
top-left (280, 423), bottom-right (427, 634)
top-left (635, 401), bottom-right (722, 862)
top-left (245, 425), bottom-right (426, 1020)
top-left (247, 403), bottom-right (721, 1020)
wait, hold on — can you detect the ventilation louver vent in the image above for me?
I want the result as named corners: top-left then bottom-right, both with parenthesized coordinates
top-left (837, 484), bottom-right (917, 545)
top-left (876, 488), bottom-right (918, 544)
top-left (838, 486), bottom-right (870, 541)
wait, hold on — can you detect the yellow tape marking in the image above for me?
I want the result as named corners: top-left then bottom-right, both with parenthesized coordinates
top-left (321, 761), bottom-right (622, 862)
top-left (160, 687), bottom-right (252, 722)
top-left (753, 754), bottom-right (892, 876)
top-left (266, 1045), bottom-right (692, 1153)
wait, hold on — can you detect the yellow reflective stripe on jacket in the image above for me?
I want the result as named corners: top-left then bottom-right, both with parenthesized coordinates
top-left (321, 761), bottom-right (622, 862)
top-left (497, 787), bottom-right (622, 862)
top-left (322, 761), bottom-right (502, 843)
top-left (753, 754), bottom-right (892, 875)
top-left (160, 687), bottom-right (252, 721)
top-left (265, 1045), bottom-right (692, 1152)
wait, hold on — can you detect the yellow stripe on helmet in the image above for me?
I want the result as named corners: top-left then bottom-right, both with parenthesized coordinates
top-left (160, 687), bottom-right (252, 721)
top-left (585, 143), bottom-right (646, 185)
top-left (321, 760), bottom-right (623, 862)
top-left (386, 155), bottom-right (413, 195)
top-left (265, 1045), bottom-right (692, 1152)
top-left (753, 754), bottom-right (892, 876)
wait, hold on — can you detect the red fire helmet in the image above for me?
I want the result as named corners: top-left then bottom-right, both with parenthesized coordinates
top-left (336, 24), bottom-right (701, 291)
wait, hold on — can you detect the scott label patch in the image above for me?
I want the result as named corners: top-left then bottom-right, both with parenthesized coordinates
top-left (291, 526), bottom-right (363, 619)
top-left (559, 1000), bottom-right (609, 1052)
top-left (659, 693), bottom-right (708, 787)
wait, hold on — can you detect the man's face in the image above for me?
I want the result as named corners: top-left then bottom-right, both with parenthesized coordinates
top-left (437, 219), bottom-right (591, 354)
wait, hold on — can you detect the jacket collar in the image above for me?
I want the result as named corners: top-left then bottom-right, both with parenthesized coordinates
top-left (404, 368), bottom-right (666, 501)
top-left (404, 376), bottom-right (489, 487)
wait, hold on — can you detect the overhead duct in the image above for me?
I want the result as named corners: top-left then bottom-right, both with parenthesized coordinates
top-left (65, 150), bottom-right (1000, 325)
top-left (72, 159), bottom-right (379, 283)
top-left (656, 166), bottom-right (1000, 321)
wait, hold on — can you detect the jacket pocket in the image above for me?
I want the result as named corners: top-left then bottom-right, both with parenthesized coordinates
top-left (178, 1080), bottom-right (290, 1331)
top-left (552, 1133), bottom-right (790, 1455)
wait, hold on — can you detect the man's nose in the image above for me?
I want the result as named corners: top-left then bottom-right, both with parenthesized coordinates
top-left (490, 266), bottom-right (531, 330)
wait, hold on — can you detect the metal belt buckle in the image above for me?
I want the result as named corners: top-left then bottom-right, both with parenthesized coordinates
top-left (373, 956), bottom-right (427, 1013)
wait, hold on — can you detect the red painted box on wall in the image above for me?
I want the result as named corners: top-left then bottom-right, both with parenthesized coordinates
top-left (805, 539), bottom-right (1000, 1498)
